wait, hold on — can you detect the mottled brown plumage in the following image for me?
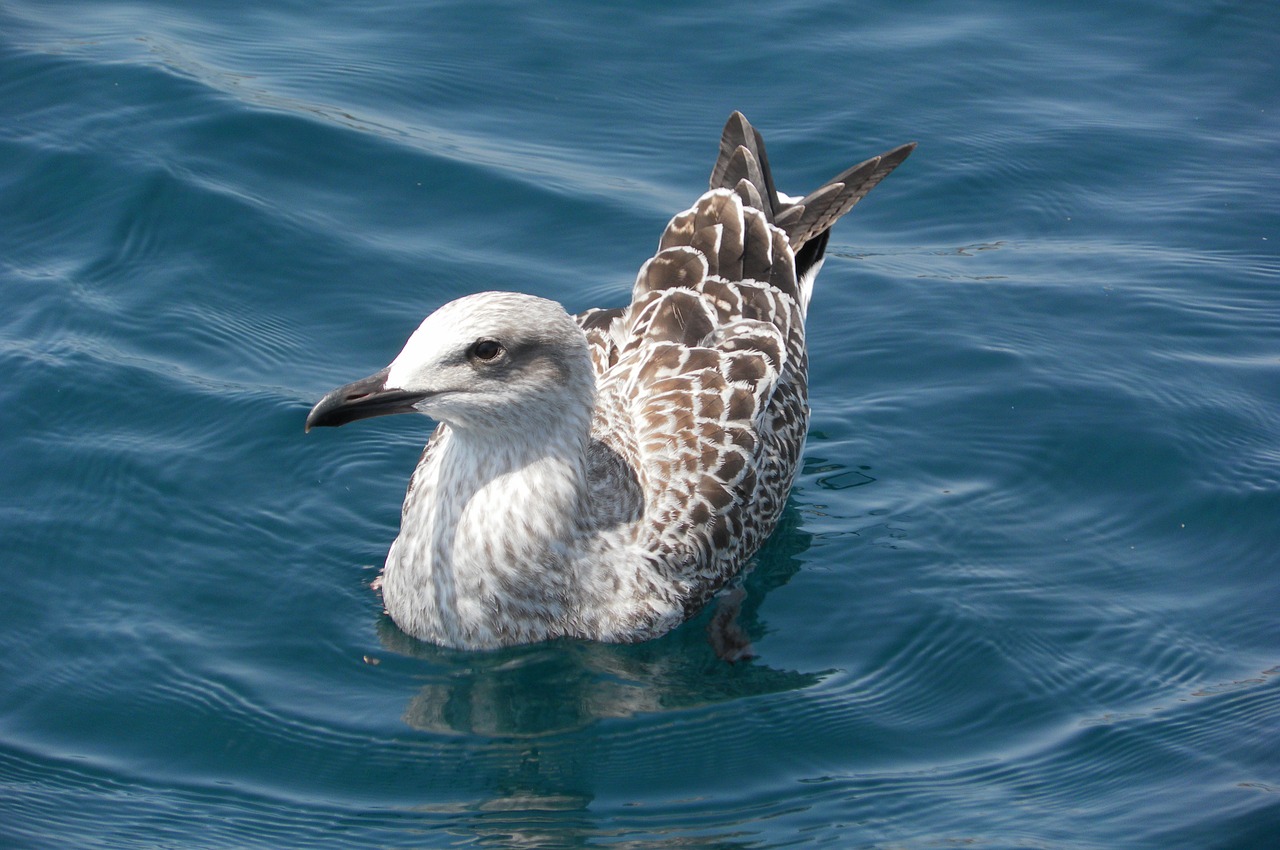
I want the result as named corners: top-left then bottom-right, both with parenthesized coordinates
top-left (307, 112), bottom-right (914, 648)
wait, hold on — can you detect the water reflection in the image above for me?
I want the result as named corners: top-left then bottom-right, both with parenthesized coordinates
top-left (381, 620), bottom-right (824, 735)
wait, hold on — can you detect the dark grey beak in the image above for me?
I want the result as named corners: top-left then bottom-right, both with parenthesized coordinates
top-left (305, 368), bottom-right (429, 432)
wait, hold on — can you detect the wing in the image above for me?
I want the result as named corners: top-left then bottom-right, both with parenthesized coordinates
top-left (582, 185), bottom-right (808, 618)
top-left (575, 112), bottom-right (912, 621)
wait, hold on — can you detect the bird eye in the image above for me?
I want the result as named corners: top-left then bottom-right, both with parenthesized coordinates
top-left (470, 338), bottom-right (503, 362)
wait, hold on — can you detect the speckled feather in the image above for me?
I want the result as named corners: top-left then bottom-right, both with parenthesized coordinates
top-left (323, 112), bottom-right (914, 648)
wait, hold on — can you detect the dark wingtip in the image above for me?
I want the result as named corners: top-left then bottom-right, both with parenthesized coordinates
top-left (780, 138), bottom-right (918, 249)
top-left (711, 111), bottom-right (779, 220)
top-left (885, 141), bottom-right (918, 164)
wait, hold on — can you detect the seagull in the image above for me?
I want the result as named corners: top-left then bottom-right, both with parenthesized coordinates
top-left (307, 112), bottom-right (914, 649)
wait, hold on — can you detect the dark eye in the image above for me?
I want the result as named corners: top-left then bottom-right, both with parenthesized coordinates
top-left (469, 338), bottom-right (504, 362)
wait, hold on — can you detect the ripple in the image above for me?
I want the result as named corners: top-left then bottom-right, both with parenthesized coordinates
top-left (3, 0), bottom-right (1279, 847)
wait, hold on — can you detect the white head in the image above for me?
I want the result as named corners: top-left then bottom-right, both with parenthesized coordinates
top-left (306, 291), bottom-right (594, 436)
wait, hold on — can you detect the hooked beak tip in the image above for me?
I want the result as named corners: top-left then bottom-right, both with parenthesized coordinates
top-left (305, 368), bottom-right (428, 432)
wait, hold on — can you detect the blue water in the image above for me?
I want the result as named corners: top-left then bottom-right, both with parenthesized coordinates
top-left (2, 0), bottom-right (1278, 846)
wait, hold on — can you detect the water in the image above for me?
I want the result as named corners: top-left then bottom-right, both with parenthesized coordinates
top-left (2, 1), bottom-right (1278, 847)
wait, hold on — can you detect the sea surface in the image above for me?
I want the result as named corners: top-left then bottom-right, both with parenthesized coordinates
top-left (2, 1), bottom-right (1278, 847)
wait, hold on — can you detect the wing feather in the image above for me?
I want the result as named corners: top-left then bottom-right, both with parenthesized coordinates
top-left (580, 112), bottom-right (912, 618)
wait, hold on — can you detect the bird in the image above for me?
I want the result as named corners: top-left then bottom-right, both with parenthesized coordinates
top-left (306, 112), bottom-right (914, 650)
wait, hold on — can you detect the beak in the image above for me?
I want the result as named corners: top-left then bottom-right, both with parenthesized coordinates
top-left (305, 367), bottom-right (430, 432)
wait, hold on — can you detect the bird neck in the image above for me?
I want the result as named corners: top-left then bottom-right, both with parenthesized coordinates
top-left (442, 415), bottom-right (591, 542)
top-left (381, 400), bottom-right (595, 647)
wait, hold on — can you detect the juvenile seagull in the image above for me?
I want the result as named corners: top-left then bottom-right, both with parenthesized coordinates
top-left (307, 112), bottom-right (914, 649)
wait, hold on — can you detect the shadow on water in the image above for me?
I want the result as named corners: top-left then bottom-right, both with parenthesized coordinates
top-left (360, 508), bottom-right (826, 846)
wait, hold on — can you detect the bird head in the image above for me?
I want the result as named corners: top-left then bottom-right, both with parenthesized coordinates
top-left (305, 292), bottom-right (593, 435)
